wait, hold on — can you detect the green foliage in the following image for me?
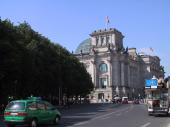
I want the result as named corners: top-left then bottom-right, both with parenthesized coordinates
top-left (0, 19), bottom-right (93, 104)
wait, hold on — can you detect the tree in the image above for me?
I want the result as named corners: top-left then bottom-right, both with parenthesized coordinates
top-left (0, 19), bottom-right (93, 105)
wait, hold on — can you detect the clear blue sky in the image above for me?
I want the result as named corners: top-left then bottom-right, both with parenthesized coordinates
top-left (1, 0), bottom-right (170, 77)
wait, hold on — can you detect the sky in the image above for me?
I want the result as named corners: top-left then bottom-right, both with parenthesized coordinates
top-left (0, 0), bottom-right (170, 77)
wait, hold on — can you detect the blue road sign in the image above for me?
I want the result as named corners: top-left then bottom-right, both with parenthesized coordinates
top-left (145, 79), bottom-right (158, 88)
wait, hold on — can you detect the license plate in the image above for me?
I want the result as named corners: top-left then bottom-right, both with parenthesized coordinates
top-left (10, 113), bottom-right (18, 116)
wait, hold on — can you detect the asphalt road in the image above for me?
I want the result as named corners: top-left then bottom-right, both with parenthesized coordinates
top-left (1, 103), bottom-right (170, 127)
top-left (58, 103), bottom-right (170, 127)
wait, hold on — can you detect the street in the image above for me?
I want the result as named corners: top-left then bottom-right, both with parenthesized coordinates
top-left (1, 103), bottom-right (170, 127)
top-left (58, 103), bottom-right (170, 127)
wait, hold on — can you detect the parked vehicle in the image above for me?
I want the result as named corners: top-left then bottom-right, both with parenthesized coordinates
top-left (133, 99), bottom-right (140, 104)
top-left (122, 97), bottom-right (128, 104)
top-left (113, 96), bottom-right (122, 103)
top-left (4, 97), bottom-right (61, 127)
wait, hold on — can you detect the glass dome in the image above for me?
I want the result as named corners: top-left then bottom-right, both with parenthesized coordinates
top-left (75, 38), bottom-right (92, 54)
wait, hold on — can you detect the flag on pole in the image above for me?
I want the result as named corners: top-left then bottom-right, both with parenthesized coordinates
top-left (106, 16), bottom-right (110, 24)
top-left (105, 16), bottom-right (110, 29)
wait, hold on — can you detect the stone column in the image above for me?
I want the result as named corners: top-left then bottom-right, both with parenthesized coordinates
top-left (128, 65), bottom-right (130, 87)
top-left (121, 62), bottom-right (125, 86)
top-left (112, 60), bottom-right (120, 96)
top-left (128, 65), bottom-right (132, 98)
top-left (120, 62), bottom-right (125, 96)
top-left (111, 34), bottom-right (116, 46)
top-left (110, 62), bottom-right (112, 88)
top-left (138, 66), bottom-right (141, 88)
top-left (112, 60), bottom-right (119, 86)
top-left (107, 59), bottom-right (112, 87)
top-left (91, 60), bottom-right (97, 88)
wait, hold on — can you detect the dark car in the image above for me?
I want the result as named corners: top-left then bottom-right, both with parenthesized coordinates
top-left (133, 99), bottom-right (140, 104)
top-left (114, 97), bottom-right (122, 103)
top-left (122, 97), bottom-right (128, 104)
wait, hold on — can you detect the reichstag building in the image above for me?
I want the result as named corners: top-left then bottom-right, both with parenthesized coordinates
top-left (75, 28), bottom-right (163, 103)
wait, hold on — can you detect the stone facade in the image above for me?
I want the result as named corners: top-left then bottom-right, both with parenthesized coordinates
top-left (75, 28), bottom-right (164, 103)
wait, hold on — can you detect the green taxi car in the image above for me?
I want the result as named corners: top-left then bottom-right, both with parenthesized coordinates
top-left (4, 97), bottom-right (61, 127)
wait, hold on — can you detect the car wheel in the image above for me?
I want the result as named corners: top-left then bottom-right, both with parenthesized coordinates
top-left (166, 112), bottom-right (169, 117)
top-left (31, 119), bottom-right (38, 127)
top-left (53, 116), bottom-right (60, 125)
top-left (148, 113), bottom-right (152, 116)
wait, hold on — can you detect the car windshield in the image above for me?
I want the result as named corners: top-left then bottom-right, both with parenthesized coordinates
top-left (147, 93), bottom-right (168, 100)
top-left (6, 102), bottom-right (25, 110)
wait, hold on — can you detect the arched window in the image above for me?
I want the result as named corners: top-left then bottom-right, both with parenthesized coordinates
top-left (99, 63), bottom-right (108, 73)
top-left (99, 77), bottom-right (108, 88)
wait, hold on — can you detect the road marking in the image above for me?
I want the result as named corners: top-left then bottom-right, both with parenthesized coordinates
top-left (65, 104), bottom-right (134, 127)
top-left (62, 115), bottom-right (90, 118)
top-left (115, 113), bottom-right (122, 116)
top-left (92, 106), bottom-right (131, 120)
top-left (101, 116), bottom-right (111, 120)
top-left (73, 121), bottom-right (89, 126)
top-left (166, 123), bottom-right (170, 127)
top-left (140, 122), bottom-right (151, 127)
top-left (78, 112), bottom-right (97, 115)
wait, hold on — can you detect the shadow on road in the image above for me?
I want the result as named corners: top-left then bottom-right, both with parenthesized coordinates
top-left (57, 103), bottom-right (120, 127)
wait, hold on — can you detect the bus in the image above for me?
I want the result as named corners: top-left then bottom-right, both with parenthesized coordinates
top-left (145, 88), bottom-right (170, 116)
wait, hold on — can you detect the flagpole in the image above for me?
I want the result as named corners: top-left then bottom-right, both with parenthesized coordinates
top-left (105, 18), bottom-right (108, 29)
top-left (105, 16), bottom-right (110, 29)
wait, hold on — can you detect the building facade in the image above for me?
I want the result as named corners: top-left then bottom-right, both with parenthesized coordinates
top-left (75, 28), bottom-right (164, 103)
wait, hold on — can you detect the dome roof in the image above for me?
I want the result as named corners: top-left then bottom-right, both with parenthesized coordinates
top-left (75, 38), bottom-right (92, 54)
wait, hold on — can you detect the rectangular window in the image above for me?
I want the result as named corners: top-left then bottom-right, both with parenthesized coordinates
top-left (99, 77), bottom-right (108, 88)
top-left (106, 36), bottom-right (110, 44)
top-left (37, 102), bottom-right (45, 110)
top-left (6, 102), bottom-right (26, 110)
top-left (101, 37), bottom-right (104, 46)
top-left (96, 37), bottom-right (99, 46)
top-left (28, 102), bottom-right (37, 110)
